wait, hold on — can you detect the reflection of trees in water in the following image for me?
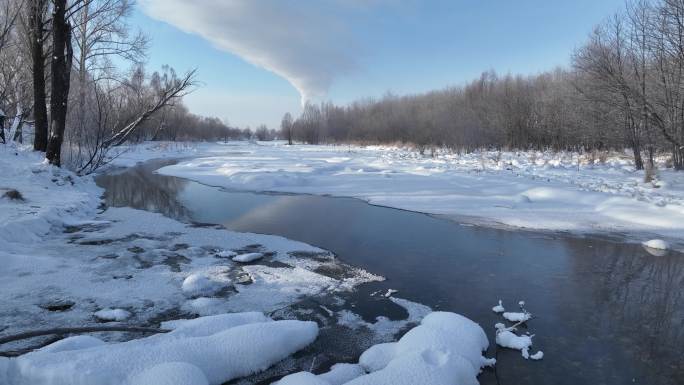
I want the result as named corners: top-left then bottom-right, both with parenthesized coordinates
top-left (565, 239), bottom-right (684, 382)
top-left (97, 161), bottom-right (192, 221)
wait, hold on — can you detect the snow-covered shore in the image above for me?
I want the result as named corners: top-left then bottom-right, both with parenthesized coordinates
top-left (1, 142), bottom-right (506, 384)
top-left (151, 141), bottom-right (684, 246)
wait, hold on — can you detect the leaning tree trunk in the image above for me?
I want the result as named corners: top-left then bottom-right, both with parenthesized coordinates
top-left (29, 0), bottom-right (48, 152)
top-left (45, 0), bottom-right (72, 167)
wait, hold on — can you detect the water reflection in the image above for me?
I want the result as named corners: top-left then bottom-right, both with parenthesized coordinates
top-left (97, 159), bottom-right (192, 220)
top-left (98, 160), bottom-right (684, 385)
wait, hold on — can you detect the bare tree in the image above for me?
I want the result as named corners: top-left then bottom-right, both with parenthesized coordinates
top-left (281, 112), bottom-right (293, 145)
top-left (45, 0), bottom-right (73, 166)
top-left (27, 0), bottom-right (49, 151)
top-left (76, 68), bottom-right (197, 174)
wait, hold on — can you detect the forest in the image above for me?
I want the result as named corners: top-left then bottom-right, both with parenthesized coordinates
top-left (3, 0), bottom-right (684, 173)
top-left (283, 0), bottom-right (684, 170)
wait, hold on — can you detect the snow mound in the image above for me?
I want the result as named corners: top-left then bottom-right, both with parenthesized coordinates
top-left (642, 239), bottom-right (670, 250)
top-left (277, 311), bottom-right (493, 385)
top-left (94, 308), bottom-right (131, 322)
top-left (129, 362), bottom-right (209, 385)
top-left (182, 273), bottom-right (225, 296)
top-left (38, 336), bottom-right (105, 353)
top-left (319, 364), bottom-right (366, 384)
top-left (232, 252), bottom-right (264, 263)
top-left (3, 313), bottom-right (318, 385)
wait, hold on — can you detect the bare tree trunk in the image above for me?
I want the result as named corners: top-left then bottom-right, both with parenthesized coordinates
top-left (45, 0), bottom-right (73, 166)
top-left (0, 114), bottom-right (5, 144)
top-left (29, 0), bottom-right (48, 152)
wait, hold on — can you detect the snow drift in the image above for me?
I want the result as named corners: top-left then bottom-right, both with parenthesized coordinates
top-left (1, 313), bottom-right (318, 385)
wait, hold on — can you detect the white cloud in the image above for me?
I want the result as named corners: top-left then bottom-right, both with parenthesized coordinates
top-left (140, 0), bottom-right (364, 104)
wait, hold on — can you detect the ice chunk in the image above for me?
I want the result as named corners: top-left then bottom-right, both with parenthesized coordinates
top-left (232, 252), bottom-right (264, 263)
top-left (530, 351), bottom-right (544, 360)
top-left (502, 312), bottom-right (531, 323)
top-left (495, 323), bottom-right (534, 359)
top-left (492, 300), bottom-right (505, 313)
top-left (216, 250), bottom-right (237, 258)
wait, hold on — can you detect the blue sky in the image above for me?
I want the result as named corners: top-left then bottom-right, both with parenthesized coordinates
top-left (133, 0), bottom-right (625, 128)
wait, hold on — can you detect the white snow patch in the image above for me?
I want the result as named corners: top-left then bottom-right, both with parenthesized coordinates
top-left (2, 313), bottom-right (318, 385)
top-left (94, 308), bottom-right (131, 322)
top-left (492, 300), bottom-right (505, 313)
top-left (495, 323), bottom-right (534, 359)
top-left (216, 250), bottom-right (237, 258)
top-left (128, 362), bottom-right (209, 385)
top-left (502, 312), bottom-right (531, 323)
top-left (38, 336), bottom-right (105, 354)
top-left (182, 273), bottom-right (226, 297)
top-left (642, 239), bottom-right (670, 250)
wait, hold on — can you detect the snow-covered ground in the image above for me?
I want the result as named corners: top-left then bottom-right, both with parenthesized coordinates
top-left (1, 142), bottom-right (503, 384)
top-left (149, 141), bottom-right (684, 246)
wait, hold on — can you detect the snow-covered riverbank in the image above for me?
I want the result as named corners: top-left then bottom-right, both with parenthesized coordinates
top-left (151, 141), bottom-right (684, 246)
top-left (1, 143), bottom-right (513, 385)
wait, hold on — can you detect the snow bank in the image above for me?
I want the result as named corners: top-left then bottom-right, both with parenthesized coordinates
top-left (276, 311), bottom-right (494, 385)
top-left (3, 313), bottom-right (318, 385)
top-left (0, 144), bottom-right (101, 251)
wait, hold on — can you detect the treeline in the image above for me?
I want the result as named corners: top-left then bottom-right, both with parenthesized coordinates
top-left (0, 0), bottom-right (235, 173)
top-left (284, 0), bottom-right (684, 170)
